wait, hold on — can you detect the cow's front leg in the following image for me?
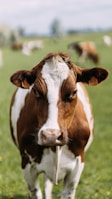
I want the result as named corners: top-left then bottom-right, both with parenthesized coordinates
top-left (78, 51), bottom-right (87, 64)
top-left (61, 156), bottom-right (84, 199)
top-left (23, 163), bottom-right (42, 199)
top-left (43, 174), bottom-right (53, 199)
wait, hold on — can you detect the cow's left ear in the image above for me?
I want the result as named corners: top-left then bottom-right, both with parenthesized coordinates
top-left (10, 70), bottom-right (36, 88)
top-left (76, 67), bottom-right (109, 86)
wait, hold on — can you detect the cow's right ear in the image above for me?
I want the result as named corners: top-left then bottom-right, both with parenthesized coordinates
top-left (10, 70), bottom-right (36, 89)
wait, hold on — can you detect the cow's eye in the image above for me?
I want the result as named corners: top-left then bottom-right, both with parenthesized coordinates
top-left (64, 90), bottom-right (77, 102)
top-left (72, 90), bottom-right (77, 96)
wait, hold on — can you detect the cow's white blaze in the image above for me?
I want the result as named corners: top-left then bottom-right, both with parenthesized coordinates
top-left (40, 56), bottom-right (69, 131)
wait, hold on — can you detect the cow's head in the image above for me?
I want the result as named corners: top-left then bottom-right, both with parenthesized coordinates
top-left (10, 52), bottom-right (108, 146)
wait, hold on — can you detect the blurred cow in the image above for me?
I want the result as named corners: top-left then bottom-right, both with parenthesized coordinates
top-left (11, 42), bottom-right (23, 50)
top-left (68, 41), bottom-right (99, 64)
top-left (22, 40), bottom-right (44, 56)
top-left (103, 35), bottom-right (112, 47)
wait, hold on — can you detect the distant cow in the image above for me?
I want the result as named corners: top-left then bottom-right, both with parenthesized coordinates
top-left (68, 41), bottom-right (99, 64)
top-left (10, 52), bottom-right (108, 199)
top-left (22, 40), bottom-right (44, 56)
top-left (11, 42), bottom-right (23, 50)
top-left (103, 35), bottom-right (112, 47)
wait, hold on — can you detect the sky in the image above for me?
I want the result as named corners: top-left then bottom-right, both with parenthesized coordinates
top-left (0, 0), bottom-right (112, 35)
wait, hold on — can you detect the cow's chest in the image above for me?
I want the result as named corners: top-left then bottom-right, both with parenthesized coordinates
top-left (28, 146), bottom-right (77, 184)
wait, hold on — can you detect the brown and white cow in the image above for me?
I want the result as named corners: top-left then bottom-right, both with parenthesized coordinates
top-left (22, 40), bottom-right (44, 56)
top-left (68, 41), bottom-right (99, 64)
top-left (10, 52), bottom-right (108, 199)
top-left (11, 42), bottom-right (23, 50)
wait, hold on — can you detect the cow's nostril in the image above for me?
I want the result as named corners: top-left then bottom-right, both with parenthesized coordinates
top-left (57, 133), bottom-right (63, 141)
top-left (39, 129), bottom-right (66, 146)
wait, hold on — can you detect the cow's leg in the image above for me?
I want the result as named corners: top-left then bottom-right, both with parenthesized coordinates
top-left (43, 174), bottom-right (53, 199)
top-left (78, 51), bottom-right (87, 63)
top-left (61, 156), bottom-right (84, 199)
top-left (23, 163), bottom-right (42, 199)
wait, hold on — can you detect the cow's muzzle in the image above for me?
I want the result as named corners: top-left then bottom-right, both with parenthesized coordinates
top-left (38, 129), bottom-right (67, 146)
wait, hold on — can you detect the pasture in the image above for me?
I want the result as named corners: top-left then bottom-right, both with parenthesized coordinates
top-left (0, 32), bottom-right (112, 199)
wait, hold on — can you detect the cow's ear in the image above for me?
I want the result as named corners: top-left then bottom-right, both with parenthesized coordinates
top-left (76, 67), bottom-right (109, 86)
top-left (10, 70), bottom-right (36, 88)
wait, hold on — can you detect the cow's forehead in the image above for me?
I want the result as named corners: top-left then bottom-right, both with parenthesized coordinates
top-left (41, 55), bottom-right (70, 90)
top-left (39, 55), bottom-right (70, 130)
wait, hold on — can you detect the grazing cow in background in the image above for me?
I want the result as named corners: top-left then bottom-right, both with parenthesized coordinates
top-left (11, 42), bottom-right (23, 50)
top-left (103, 35), bottom-right (112, 47)
top-left (22, 40), bottom-right (44, 56)
top-left (68, 41), bottom-right (99, 64)
top-left (10, 52), bottom-right (108, 199)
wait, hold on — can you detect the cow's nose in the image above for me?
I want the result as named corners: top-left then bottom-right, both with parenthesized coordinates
top-left (38, 129), bottom-right (66, 146)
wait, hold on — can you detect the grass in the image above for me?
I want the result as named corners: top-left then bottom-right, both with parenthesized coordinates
top-left (0, 32), bottom-right (112, 198)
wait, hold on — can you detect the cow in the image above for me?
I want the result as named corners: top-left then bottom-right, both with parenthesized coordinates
top-left (11, 42), bottom-right (23, 50)
top-left (10, 52), bottom-right (108, 199)
top-left (22, 40), bottom-right (44, 56)
top-left (103, 35), bottom-right (112, 47)
top-left (68, 41), bottom-right (99, 64)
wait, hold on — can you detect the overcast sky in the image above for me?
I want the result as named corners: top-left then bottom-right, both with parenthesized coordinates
top-left (0, 0), bottom-right (112, 35)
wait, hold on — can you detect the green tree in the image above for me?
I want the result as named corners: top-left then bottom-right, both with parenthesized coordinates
top-left (50, 19), bottom-right (64, 37)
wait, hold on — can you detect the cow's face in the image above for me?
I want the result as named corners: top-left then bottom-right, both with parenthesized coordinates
top-left (10, 53), bottom-right (108, 146)
top-left (34, 54), bottom-right (78, 146)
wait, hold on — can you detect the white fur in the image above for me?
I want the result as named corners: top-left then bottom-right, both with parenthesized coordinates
top-left (23, 162), bottom-right (43, 199)
top-left (44, 175), bottom-right (53, 199)
top-left (77, 83), bottom-right (94, 151)
top-left (23, 146), bottom-right (84, 199)
top-left (38, 56), bottom-right (69, 144)
top-left (11, 87), bottom-right (31, 146)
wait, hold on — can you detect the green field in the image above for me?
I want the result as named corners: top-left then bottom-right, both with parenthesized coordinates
top-left (0, 32), bottom-right (112, 199)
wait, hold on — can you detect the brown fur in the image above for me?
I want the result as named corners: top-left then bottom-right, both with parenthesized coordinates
top-left (68, 41), bottom-right (99, 64)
